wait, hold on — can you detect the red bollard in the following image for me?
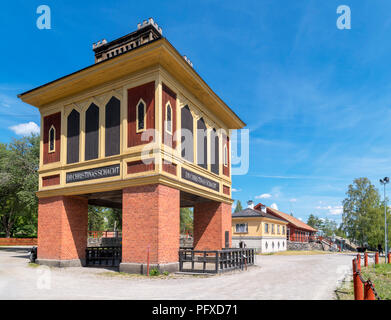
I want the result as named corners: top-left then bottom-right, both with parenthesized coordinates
top-left (388, 253), bottom-right (391, 264)
top-left (356, 254), bottom-right (361, 271)
top-left (352, 259), bottom-right (364, 300)
top-left (364, 252), bottom-right (368, 267)
top-left (364, 282), bottom-right (376, 300)
top-left (375, 252), bottom-right (379, 265)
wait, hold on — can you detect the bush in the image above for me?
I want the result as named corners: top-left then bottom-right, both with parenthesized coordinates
top-left (149, 268), bottom-right (160, 276)
top-left (163, 271), bottom-right (169, 276)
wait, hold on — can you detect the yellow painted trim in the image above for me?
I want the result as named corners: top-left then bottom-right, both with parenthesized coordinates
top-left (19, 39), bottom-right (245, 129)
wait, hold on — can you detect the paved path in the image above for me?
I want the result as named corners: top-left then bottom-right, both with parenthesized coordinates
top-left (0, 247), bottom-right (355, 300)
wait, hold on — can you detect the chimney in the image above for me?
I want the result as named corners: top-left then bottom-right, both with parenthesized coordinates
top-left (260, 204), bottom-right (267, 213)
top-left (247, 200), bottom-right (254, 209)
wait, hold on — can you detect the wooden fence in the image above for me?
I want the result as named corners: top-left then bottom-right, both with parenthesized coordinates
top-left (0, 238), bottom-right (37, 246)
top-left (179, 248), bottom-right (255, 274)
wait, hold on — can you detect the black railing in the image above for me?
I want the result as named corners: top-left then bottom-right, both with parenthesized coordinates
top-left (179, 248), bottom-right (255, 274)
top-left (85, 246), bottom-right (122, 267)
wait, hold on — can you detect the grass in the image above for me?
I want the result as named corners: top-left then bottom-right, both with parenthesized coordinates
top-left (361, 263), bottom-right (391, 299)
top-left (27, 263), bottom-right (40, 268)
top-left (336, 262), bottom-right (391, 300)
top-left (258, 250), bottom-right (333, 256)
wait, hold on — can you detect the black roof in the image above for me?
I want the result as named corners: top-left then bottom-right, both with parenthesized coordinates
top-left (232, 208), bottom-right (286, 222)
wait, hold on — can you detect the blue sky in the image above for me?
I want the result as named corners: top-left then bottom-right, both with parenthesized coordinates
top-left (1, 1), bottom-right (391, 225)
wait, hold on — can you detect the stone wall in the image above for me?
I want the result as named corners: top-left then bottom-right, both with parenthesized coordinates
top-left (287, 241), bottom-right (323, 251)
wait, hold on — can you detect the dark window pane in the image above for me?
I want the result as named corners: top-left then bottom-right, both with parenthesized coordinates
top-left (181, 105), bottom-right (193, 162)
top-left (197, 118), bottom-right (207, 169)
top-left (85, 103), bottom-right (99, 161)
top-left (105, 97), bottom-right (121, 157)
top-left (67, 109), bottom-right (80, 164)
top-left (211, 129), bottom-right (219, 174)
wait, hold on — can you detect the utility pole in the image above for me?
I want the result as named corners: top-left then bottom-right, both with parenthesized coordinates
top-left (380, 177), bottom-right (389, 263)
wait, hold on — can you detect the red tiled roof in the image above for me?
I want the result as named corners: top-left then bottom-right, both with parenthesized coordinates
top-left (254, 203), bottom-right (317, 232)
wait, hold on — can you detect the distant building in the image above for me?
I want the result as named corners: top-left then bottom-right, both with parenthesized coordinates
top-left (254, 203), bottom-right (317, 243)
top-left (232, 201), bottom-right (288, 253)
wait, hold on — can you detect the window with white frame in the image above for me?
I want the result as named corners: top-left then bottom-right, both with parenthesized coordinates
top-left (48, 125), bottom-right (55, 153)
top-left (235, 223), bottom-right (248, 233)
top-left (223, 144), bottom-right (228, 167)
top-left (277, 225), bottom-right (280, 234)
top-left (264, 223), bottom-right (269, 233)
top-left (136, 99), bottom-right (146, 132)
top-left (165, 102), bottom-right (172, 134)
top-left (271, 224), bottom-right (275, 234)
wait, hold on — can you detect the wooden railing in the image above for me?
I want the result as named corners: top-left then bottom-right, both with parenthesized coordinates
top-left (179, 248), bottom-right (255, 274)
top-left (85, 246), bottom-right (122, 267)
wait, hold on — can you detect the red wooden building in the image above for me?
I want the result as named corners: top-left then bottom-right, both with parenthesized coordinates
top-left (254, 203), bottom-right (317, 243)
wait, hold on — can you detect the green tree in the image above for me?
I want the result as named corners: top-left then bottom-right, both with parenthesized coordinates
top-left (307, 214), bottom-right (339, 237)
top-left (307, 214), bottom-right (323, 230)
top-left (180, 207), bottom-right (193, 235)
top-left (104, 208), bottom-right (122, 230)
top-left (342, 177), bottom-right (391, 248)
top-left (88, 206), bottom-right (106, 231)
top-left (0, 135), bottom-right (39, 237)
top-left (234, 200), bottom-right (243, 213)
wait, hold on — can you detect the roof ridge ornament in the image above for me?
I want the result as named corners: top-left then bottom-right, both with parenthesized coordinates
top-left (92, 39), bottom-right (107, 50)
top-left (137, 17), bottom-right (163, 35)
top-left (183, 55), bottom-right (193, 68)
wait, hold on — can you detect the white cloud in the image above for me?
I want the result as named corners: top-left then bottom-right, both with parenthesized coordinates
top-left (316, 205), bottom-right (343, 215)
top-left (255, 193), bottom-right (272, 199)
top-left (298, 217), bottom-right (303, 221)
top-left (329, 206), bottom-right (343, 215)
top-left (270, 203), bottom-right (278, 210)
top-left (289, 198), bottom-right (297, 202)
top-left (232, 188), bottom-right (241, 192)
top-left (9, 122), bottom-right (40, 136)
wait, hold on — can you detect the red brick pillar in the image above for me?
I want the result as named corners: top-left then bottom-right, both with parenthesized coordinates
top-left (37, 196), bottom-right (88, 267)
top-left (193, 201), bottom-right (232, 251)
top-left (120, 184), bottom-right (180, 274)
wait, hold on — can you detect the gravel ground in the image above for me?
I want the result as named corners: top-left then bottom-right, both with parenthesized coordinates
top-left (0, 246), bottom-right (355, 300)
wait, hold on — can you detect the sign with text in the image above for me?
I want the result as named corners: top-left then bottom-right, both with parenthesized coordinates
top-left (66, 164), bottom-right (120, 183)
top-left (181, 168), bottom-right (219, 192)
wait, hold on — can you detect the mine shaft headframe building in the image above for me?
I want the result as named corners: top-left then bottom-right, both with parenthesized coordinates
top-left (18, 18), bottom-right (246, 273)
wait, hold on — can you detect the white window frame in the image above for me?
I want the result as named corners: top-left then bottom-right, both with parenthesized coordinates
top-left (48, 125), bottom-right (56, 153)
top-left (235, 223), bottom-right (248, 233)
top-left (265, 223), bottom-right (269, 234)
top-left (165, 102), bottom-right (173, 135)
top-left (136, 98), bottom-right (147, 133)
top-left (223, 143), bottom-right (228, 167)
